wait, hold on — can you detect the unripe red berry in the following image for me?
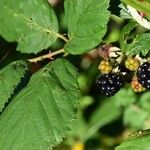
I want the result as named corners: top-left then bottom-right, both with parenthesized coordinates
top-left (131, 76), bottom-right (145, 92)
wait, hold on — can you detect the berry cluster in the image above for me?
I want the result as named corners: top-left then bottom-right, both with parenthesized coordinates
top-left (96, 45), bottom-right (150, 96)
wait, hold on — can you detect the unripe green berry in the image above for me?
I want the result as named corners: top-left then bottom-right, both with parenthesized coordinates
top-left (98, 60), bottom-right (112, 74)
top-left (125, 57), bottom-right (140, 71)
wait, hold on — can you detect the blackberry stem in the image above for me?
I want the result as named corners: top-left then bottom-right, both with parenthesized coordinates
top-left (28, 48), bottom-right (65, 63)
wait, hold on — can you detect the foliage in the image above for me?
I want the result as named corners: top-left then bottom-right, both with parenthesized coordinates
top-left (0, 61), bottom-right (27, 111)
top-left (0, 0), bottom-right (150, 150)
top-left (85, 98), bottom-right (121, 140)
top-left (120, 21), bottom-right (138, 51)
top-left (0, 59), bottom-right (80, 150)
top-left (116, 130), bottom-right (150, 150)
top-left (0, 0), bottom-right (58, 53)
top-left (64, 0), bottom-right (110, 54)
top-left (121, 0), bottom-right (150, 16)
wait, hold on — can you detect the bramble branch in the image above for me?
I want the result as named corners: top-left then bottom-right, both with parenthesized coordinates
top-left (28, 48), bottom-right (65, 63)
top-left (56, 33), bottom-right (69, 42)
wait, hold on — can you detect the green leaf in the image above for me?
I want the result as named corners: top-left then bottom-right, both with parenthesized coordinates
top-left (79, 96), bottom-right (93, 110)
top-left (115, 86), bottom-right (136, 107)
top-left (67, 111), bottom-right (88, 143)
top-left (116, 130), bottom-right (150, 150)
top-left (120, 21), bottom-right (138, 50)
top-left (139, 92), bottom-right (150, 112)
top-left (120, 21), bottom-right (150, 56)
top-left (121, 0), bottom-right (150, 17)
top-left (66, 96), bottom-right (93, 143)
top-left (123, 105), bottom-right (148, 129)
top-left (66, 96), bottom-right (93, 142)
top-left (0, 58), bottom-right (80, 150)
top-left (0, 61), bottom-right (27, 112)
top-left (64, 0), bottom-right (110, 54)
top-left (119, 4), bottom-right (132, 19)
top-left (125, 33), bottom-right (150, 56)
top-left (84, 98), bottom-right (121, 140)
top-left (0, 0), bottom-right (58, 53)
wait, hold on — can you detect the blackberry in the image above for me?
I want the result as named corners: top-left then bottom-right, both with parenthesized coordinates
top-left (96, 73), bottom-right (123, 96)
top-left (119, 65), bottom-right (133, 83)
top-left (137, 62), bottom-right (150, 89)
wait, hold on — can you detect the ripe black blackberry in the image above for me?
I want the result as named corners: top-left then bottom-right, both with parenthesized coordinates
top-left (119, 65), bottom-right (133, 83)
top-left (137, 62), bottom-right (150, 89)
top-left (96, 73), bottom-right (123, 96)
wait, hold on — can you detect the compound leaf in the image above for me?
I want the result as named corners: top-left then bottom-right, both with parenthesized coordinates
top-left (64, 0), bottom-right (110, 54)
top-left (0, 61), bottom-right (27, 112)
top-left (0, 58), bottom-right (80, 150)
top-left (0, 0), bottom-right (58, 53)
